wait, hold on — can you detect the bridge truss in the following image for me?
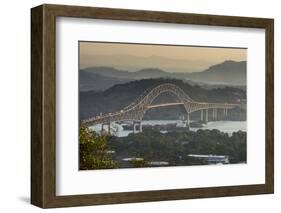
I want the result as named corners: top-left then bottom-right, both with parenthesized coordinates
top-left (82, 83), bottom-right (239, 129)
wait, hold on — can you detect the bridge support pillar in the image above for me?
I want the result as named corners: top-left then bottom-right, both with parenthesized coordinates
top-left (216, 108), bottom-right (218, 120)
top-left (200, 110), bottom-right (204, 121)
top-left (212, 108), bottom-right (217, 121)
top-left (185, 113), bottom-right (190, 130)
top-left (101, 123), bottom-right (110, 134)
top-left (222, 108), bottom-right (228, 120)
top-left (132, 121), bottom-right (142, 133)
top-left (108, 122), bottom-right (111, 134)
top-left (204, 109), bottom-right (208, 123)
top-left (133, 122), bottom-right (136, 133)
top-left (139, 121), bottom-right (142, 132)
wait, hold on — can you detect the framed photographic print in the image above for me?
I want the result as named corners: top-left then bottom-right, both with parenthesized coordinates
top-left (31, 4), bottom-right (274, 208)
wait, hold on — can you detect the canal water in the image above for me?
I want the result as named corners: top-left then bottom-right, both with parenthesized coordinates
top-left (89, 120), bottom-right (246, 137)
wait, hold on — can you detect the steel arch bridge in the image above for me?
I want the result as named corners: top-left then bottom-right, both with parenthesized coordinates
top-left (82, 83), bottom-right (239, 129)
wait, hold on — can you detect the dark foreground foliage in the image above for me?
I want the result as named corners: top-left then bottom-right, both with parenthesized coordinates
top-left (79, 126), bottom-right (117, 170)
top-left (79, 126), bottom-right (246, 170)
top-left (108, 129), bottom-right (246, 167)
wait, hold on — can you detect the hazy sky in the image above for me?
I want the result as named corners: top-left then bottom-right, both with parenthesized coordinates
top-left (79, 42), bottom-right (247, 73)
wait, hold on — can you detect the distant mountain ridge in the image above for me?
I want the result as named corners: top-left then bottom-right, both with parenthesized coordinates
top-left (188, 60), bottom-right (246, 85)
top-left (80, 60), bottom-right (246, 91)
top-left (79, 70), bottom-right (130, 91)
top-left (82, 67), bottom-right (171, 79)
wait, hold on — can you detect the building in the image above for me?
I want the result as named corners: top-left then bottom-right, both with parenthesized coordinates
top-left (187, 154), bottom-right (229, 164)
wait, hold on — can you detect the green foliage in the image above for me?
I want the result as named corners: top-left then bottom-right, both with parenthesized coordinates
top-left (108, 129), bottom-right (247, 167)
top-left (130, 159), bottom-right (150, 168)
top-left (79, 126), bottom-right (117, 170)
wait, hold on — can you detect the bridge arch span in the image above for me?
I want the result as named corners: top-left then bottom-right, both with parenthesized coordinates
top-left (140, 83), bottom-right (193, 105)
top-left (126, 83), bottom-right (194, 120)
top-left (82, 83), bottom-right (239, 127)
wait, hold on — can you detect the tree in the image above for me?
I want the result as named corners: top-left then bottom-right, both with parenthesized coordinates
top-left (130, 159), bottom-right (149, 168)
top-left (79, 126), bottom-right (117, 170)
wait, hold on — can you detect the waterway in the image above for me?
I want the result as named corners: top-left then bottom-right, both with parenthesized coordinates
top-left (89, 120), bottom-right (246, 137)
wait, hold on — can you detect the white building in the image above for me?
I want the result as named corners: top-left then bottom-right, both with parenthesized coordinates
top-left (188, 154), bottom-right (229, 164)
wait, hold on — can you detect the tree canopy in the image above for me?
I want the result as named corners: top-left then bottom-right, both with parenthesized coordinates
top-left (79, 126), bottom-right (117, 170)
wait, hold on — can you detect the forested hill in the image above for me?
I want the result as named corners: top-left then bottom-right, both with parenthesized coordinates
top-left (79, 78), bottom-right (246, 120)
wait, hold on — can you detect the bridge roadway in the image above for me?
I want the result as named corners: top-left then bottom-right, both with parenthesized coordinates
top-left (82, 83), bottom-right (240, 132)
